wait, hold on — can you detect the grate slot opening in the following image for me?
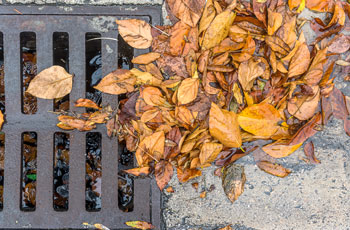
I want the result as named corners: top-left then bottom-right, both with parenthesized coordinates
top-left (20, 32), bottom-right (37, 115)
top-left (21, 132), bottom-right (37, 211)
top-left (53, 32), bottom-right (70, 112)
top-left (0, 133), bottom-right (4, 211)
top-left (53, 132), bottom-right (70, 211)
top-left (0, 32), bottom-right (4, 114)
top-left (117, 34), bottom-right (135, 212)
top-left (85, 132), bottom-right (102, 211)
top-left (86, 33), bottom-right (102, 112)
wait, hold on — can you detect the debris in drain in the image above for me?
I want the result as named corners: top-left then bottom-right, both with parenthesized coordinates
top-left (0, 133), bottom-right (4, 210)
top-left (21, 132), bottom-right (37, 210)
top-left (24, 0), bottom-right (350, 207)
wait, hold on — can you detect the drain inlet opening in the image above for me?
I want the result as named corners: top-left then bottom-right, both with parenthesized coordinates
top-left (20, 32), bottom-right (37, 115)
top-left (21, 132), bottom-right (37, 211)
top-left (0, 133), bottom-right (4, 210)
top-left (53, 32), bottom-right (70, 112)
top-left (53, 132), bottom-right (70, 211)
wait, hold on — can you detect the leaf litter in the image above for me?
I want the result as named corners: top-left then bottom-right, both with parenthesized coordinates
top-left (21, 0), bottom-right (350, 227)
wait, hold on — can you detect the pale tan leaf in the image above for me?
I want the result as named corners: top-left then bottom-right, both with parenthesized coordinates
top-left (116, 19), bottom-right (152, 49)
top-left (94, 69), bottom-right (136, 95)
top-left (199, 142), bottom-right (223, 165)
top-left (26, 65), bottom-right (73, 99)
top-left (131, 52), bottom-right (161, 65)
top-left (177, 78), bottom-right (199, 105)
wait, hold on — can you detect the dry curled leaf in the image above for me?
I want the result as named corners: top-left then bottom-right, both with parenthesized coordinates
top-left (75, 98), bottom-right (101, 110)
top-left (124, 167), bottom-right (151, 176)
top-left (257, 161), bottom-right (291, 177)
top-left (167, 0), bottom-right (206, 27)
top-left (116, 19), bottom-right (152, 49)
top-left (303, 141), bottom-right (320, 164)
top-left (209, 103), bottom-right (242, 148)
top-left (26, 65), bottom-right (73, 99)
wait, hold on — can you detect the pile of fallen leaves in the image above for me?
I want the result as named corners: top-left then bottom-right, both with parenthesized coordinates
top-left (24, 0), bottom-right (350, 207)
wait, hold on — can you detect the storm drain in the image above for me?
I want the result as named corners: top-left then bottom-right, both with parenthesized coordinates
top-left (0, 5), bottom-right (161, 229)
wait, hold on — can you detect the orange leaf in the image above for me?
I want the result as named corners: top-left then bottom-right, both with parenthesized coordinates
top-left (155, 160), bottom-right (174, 190)
top-left (288, 43), bottom-right (310, 78)
top-left (170, 21), bottom-right (191, 56)
top-left (116, 19), bottom-right (152, 49)
top-left (141, 87), bottom-right (172, 108)
top-left (177, 167), bottom-right (202, 183)
top-left (167, 0), bottom-right (206, 27)
top-left (125, 221), bottom-right (155, 230)
top-left (237, 102), bottom-right (283, 137)
top-left (94, 69), bottom-right (136, 95)
top-left (257, 161), bottom-right (291, 177)
top-left (199, 142), bottom-right (223, 166)
top-left (177, 78), bottom-right (199, 105)
top-left (262, 140), bottom-right (303, 158)
top-left (135, 131), bottom-right (165, 165)
top-left (0, 111), bottom-right (3, 130)
top-left (131, 52), bottom-right (161, 65)
top-left (209, 103), bottom-right (242, 148)
top-left (124, 167), bottom-right (151, 176)
top-left (74, 98), bottom-right (101, 110)
top-left (267, 9), bottom-right (283, 35)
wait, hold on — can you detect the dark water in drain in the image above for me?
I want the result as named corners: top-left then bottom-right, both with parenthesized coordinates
top-left (118, 143), bottom-right (134, 212)
top-left (53, 132), bottom-right (70, 210)
top-left (21, 132), bottom-right (37, 211)
top-left (0, 133), bottom-right (5, 210)
top-left (21, 32), bottom-right (37, 114)
top-left (86, 132), bottom-right (102, 211)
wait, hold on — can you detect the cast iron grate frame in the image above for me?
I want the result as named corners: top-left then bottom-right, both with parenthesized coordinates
top-left (0, 5), bottom-right (161, 229)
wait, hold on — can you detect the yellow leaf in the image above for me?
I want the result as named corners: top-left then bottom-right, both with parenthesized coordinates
top-left (199, 142), bottom-right (223, 165)
top-left (202, 10), bottom-right (236, 50)
top-left (209, 103), bottom-right (242, 148)
top-left (116, 19), bottom-right (152, 49)
top-left (198, 0), bottom-right (216, 34)
top-left (130, 68), bottom-right (162, 86)
top-left (0, 110), bottom-right (4, 130)
top-left (141, 87), bottom-right (171, 108)
top-left (26, 65), bottom-right (73, 99)
top-left (135, 131), bottom-right (165, 165)
top-left (238, 102), bottom-right (283, 137)
top-left (125, 221), bottom-right (155, 230)
top-left (262, 140), bottom-right (303, 158)
top-left (131, 52), bottom-right (161, 65)
top-left (177, 78), bottom-right (199, 105)
top-left (94, 69), bottom-right (136, 95)
top-left (238, 58), bottom-right (265, 91)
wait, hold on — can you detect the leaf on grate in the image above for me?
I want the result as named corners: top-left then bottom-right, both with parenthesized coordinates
top-left (26, 65), bottom-right (73, 99)
top-left (75, 98), bottom-right (101, 110)
top-left (155, 160), bottom-right (174, 190)
top-left (124, 167), bottom-right (150, 176)
top-left (131, 52), bottom-right (161, 65)
top-left (94, 69), bottom-right (136, 95)
top-left (116, 19), bottom-right (153, 49)
top-left (125, 221), bottom-right (155, 229)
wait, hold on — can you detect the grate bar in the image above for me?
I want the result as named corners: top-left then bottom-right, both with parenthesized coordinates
top-left (36, 31), bottom-right (54, 115)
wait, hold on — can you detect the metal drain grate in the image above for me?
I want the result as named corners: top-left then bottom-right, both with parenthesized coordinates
top-left (0, 5), bottom-right (161, 229)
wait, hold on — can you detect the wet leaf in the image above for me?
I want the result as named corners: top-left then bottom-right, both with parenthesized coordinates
top-left (202, 10), bottom-right (236, 50)
top-left (177, 78), bottom-right (199, 105)
top-left (209, 103), bottom-right (242, 148)
top-left (303, 141), bottom-right (320, 164)
top-left (222, 164), bottom-right (245, 203)
top-left (26, 65), bottom-right (73, 99)
top-left (125, 221), bottom-right (155, 230)
top-left (94, 69), bottom-right (136, 95)
top-left (257, 161), bottom-right (291, 177)
top-left (238, 102), bottom-right (283, 137)
top-left (124, 167), bottom-right (151, 176)
top-left (155, 160), bottom-right (174, 190)
top-left (131, 52), bottom-right (161, 65)
top-left (116, 19), bottom-right (152, 49)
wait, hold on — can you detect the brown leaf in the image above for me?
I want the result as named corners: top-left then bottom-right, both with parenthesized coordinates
top-left (329, 87), bottom-right (348, 120)
top-left (289, 113), bottom-right (322, 145)
top-left (74, 98), bottom-right (101, 110)
top-left (26, 66), bottom-right (73, 99)
top-left (177, 167), bottom-right (202, 183)
top-left (167, 0), bottom-right (206, 27)
top-left (265, 35), bottom-right (290, 56)
top-left (199, 142), bottom-right (223, 166)
top-left (328, 34), bottom-right (350, 54)
top-left (209, 103), bottom-right (242, 148)
top-left (88, 111), bottom-right (109, 124)
top-left (222, 164), bottom-right (246, 203)
top-left (288, 43), bottom-right (310, 78)
top-left (303, 48), bottom-right (327, 86)
top-left (238, 58), bottom-right (265, 91)
top-left (124, 167), bottom-right (151, 176)
top-left (116, 19), bottom-right (152, 49)
top-left (303, 141), bottom-right (320, 164)
top-left (131, 52), bottom-right (161, 65)
top-left (257, 161), bottom-right (291, 177)
top-left (238, 102), bottom-right (283, 137)
top-left (94, 69), bottom-right (136, 95)
top-left (125, 221), bottom-right (155, 230)
top-left (166, 186), bottom-right (175, 193)
top-left (141, 87), bottom-right (171, 108)
top-left (170, 21), bottom-right (191, 56)
top-left (155, 160), bottom-right (174, 190)
top-left (202, 9), bottom-right (236, 50)
top-left (177, 78), bottom-right (200, 105)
